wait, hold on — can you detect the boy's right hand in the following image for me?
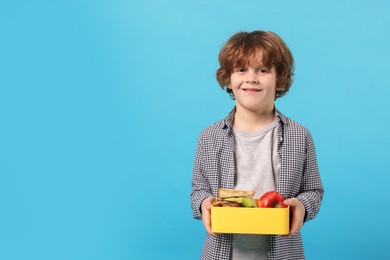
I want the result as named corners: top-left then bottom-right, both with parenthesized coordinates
top-left (201, 197), bottom-right (216, 236)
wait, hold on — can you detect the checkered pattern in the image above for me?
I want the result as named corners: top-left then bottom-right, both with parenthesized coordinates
top-left (190, 108), bottom-right (324, 260)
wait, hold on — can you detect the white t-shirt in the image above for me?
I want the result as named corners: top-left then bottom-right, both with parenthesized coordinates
top-left (232, 117), bottom-right (280, 260)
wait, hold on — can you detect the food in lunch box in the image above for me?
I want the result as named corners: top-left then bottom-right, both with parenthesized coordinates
top-left (257, 191), bottom-right (287, 208)
top-left (212, 188), bottom-right (257, 207)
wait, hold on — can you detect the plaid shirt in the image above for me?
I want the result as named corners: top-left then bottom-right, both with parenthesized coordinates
top-left (191, 108), bottom-right (324, 260)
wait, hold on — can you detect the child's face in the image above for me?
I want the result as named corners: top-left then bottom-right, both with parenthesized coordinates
top-left (228, 52), bottom-right (278, 114)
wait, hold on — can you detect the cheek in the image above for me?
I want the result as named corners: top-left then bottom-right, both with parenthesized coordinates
top-left (229, 77), bottom-right (240, 89)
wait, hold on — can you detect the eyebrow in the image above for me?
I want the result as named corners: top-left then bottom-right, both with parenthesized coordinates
top-left (232, 62), bottom-right (270, 68)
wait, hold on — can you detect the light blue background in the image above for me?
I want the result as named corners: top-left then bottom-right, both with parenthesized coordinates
top-left (1, 0), bottom-right (389, 259)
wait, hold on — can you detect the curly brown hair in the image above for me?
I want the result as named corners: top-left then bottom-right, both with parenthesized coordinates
top-left (216, 31), bottom-right (294, 99)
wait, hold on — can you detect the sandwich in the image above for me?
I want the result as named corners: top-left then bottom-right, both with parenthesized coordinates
top-left (212, 188), bottom-right (257, 207)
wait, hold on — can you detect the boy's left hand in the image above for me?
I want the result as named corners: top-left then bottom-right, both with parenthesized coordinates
top-left (283, 198), bottom-right (305, 236)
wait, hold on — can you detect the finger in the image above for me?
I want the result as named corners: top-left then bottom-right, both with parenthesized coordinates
top-left (203, 214), bottom-right (216, 236)
top-left (283, 198), bottom-right (296, 206)
top-left (289, 209), bottom-right (303, 236)
top-left (202, 199), bottom-right (216, 236)
top-left (204, 215), bottom-right (216, 236)
top-left (289, 216), bottom-right (300, 235)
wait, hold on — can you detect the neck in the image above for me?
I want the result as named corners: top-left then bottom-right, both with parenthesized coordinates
top-left (233, 106), bottom-right (276, 132)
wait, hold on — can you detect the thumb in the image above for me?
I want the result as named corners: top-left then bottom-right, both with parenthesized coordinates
top-left (283, 198), bottom-right (297, 206)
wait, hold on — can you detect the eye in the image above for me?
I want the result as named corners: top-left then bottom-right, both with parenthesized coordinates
top-left (258, 68), bottom-right (270, 74)
top-left (235, 67), bottom-right (246, 73)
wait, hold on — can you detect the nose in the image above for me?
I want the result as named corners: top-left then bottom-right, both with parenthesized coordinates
top-left (246, 69), bottom-right (258, 84)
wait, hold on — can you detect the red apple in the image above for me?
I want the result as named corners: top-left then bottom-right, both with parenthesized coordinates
top-left (257, 191), bottom-right (287, 208)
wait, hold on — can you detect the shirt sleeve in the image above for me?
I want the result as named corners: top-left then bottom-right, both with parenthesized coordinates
top-left (190, 134), bottom-right (213, 220)
top-left (297, 131), bottom-right (324, 222)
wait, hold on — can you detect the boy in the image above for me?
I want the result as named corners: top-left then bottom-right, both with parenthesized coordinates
top-left (190, 31), bottom-right (324, 259)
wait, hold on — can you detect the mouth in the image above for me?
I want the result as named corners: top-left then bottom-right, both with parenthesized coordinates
top-left (242, 88), bottom-right (262, 93)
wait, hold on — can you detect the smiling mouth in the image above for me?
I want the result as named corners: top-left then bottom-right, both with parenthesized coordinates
top-left (243, 88), bottom-right (262, 92)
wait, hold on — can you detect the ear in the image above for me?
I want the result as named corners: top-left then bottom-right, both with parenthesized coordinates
top-left (275, 84), bottom-right (284, 92)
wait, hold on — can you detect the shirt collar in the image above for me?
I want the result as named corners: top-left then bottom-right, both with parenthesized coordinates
top-left (275, 108), bottom-right (288, 125)
top-left (222, 108), bottom-right (236, 129)
top-left (223, 107), bottom-right (288, 130)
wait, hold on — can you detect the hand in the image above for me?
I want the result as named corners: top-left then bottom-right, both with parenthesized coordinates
top-left (283, 198), bottom-right (305, 236)
top-left (201, 196), bottom-right (216, 236)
